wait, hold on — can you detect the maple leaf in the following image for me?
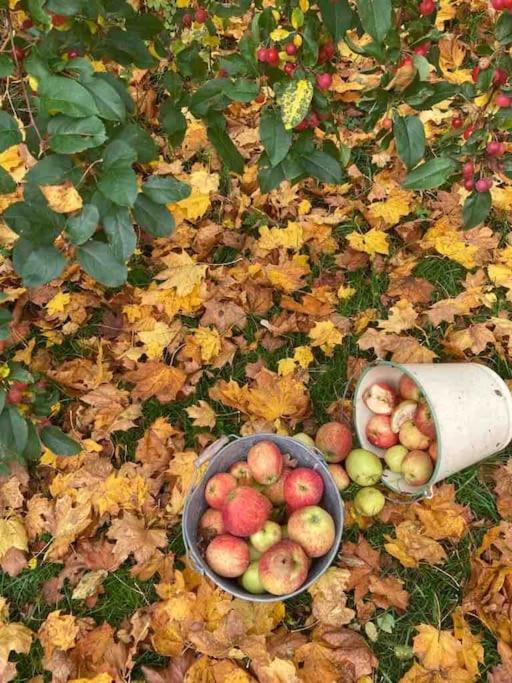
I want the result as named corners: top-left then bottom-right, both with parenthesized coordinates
top-left (107, 514), bottom-right (167, 565)
top-left (69, 675), bottom-right (113, 683)
top-left (493, 460), bottom-right (512, 520)
top-left (347, 228), bottom-right (389, 256)
top-left (414, 484), bottom-right (471, 541)
top-left (185, 400), bottom-right (217, 428)
top-left (384, 521), bottom-right (447, 568)
top-left (46, 495), bottom-right (93, 560)
top-left (367, 190), bottom-right (414, 227)
top-left (191, 326), bottom-right (222, 363)
top-left (378, 299), bottom-right (418, 334)
top-left (0, 516), bottom-right (28, 560)
top-left (124, 361), bottom-right (186, 402)
top-left (156, 252), bottom-right (207, 295)
top-left (92, 472), bottom-right (149, 516)
top-left (308, 320), bottom-right (344, 356)
top-left (257, 222), bottom-right (304, 252)
top-left (38, 610), bottom-right (79, 658)
top-left (443, 324), bottom-right (495, 356)
top-left (166, 451), bottom-right (200, 516)
top-left (308, 567), bottom-right (355, 628)
top-left (0, 621), bottom-right (33, 663)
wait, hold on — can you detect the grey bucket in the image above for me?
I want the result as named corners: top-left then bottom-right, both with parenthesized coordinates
top-left (183, 433), bottom-right (344, 602)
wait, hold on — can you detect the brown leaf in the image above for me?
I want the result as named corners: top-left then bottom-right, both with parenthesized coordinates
top-left (443, 323), bottom-right (495, 356)
top-left (141, 652), bottom-right (196, 683)
top-left (493, 460), bottom-right (512, 520)
top-left (307, 568), bottom-right (355, 628)
top-left (124, 362), bottom-right (186, 402)
top-left (107, 514), bottom-right (167, 565)
top-left (387, 277), bottom-right (434, 304)
top-left (384, 521), bottom-right (447, 568)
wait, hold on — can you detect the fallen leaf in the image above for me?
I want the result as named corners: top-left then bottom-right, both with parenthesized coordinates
top-left (185, 401), bottom-right (217, 428)
top-left (384, 521), bottom-right (447, 568)
top-left (124, 362), bottom-right (186, 402)
top-left (40, 182), bottom-right (83, 213)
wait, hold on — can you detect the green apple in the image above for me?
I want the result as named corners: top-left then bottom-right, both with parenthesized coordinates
top-left (345, 449), bottom-right (383, 486)
top-left (293, 432), bottom-right (315, 448)
top-left (384, 445), bottom-right (408, 473)
top-left (248, 543), bottom-right (261, 561)
top-left (353, 486), bottom-right (385, 516)
top-left (250, 520), bottom-right (282, 553)
top-left (240, 561), bottom-right (265, 594)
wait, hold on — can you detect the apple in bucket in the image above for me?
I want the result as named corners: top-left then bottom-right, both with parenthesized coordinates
top-left (247, 440), bottom-right (284, 485)
top-left (222, 486), bottom-right (272, 537)
top-left (284, 467), bottom-right (324, 511)
top-left (287, 505), bottom-right (335, 558)
top-left (258, 539), bottom-right (309, 595)
top-left (206, 534), bottom-right (250, 578)
top-left (205, 472), bottom-right (237, 509)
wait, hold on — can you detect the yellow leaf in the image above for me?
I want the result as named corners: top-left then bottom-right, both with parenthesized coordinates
top-left (69, 675), bottom-right (113, 683)
top-left (378, 300), bottom-right (418, 333)
top-left (0, 145), bottom-right (23, 176)
top-left (279, 79), bottom-right (314, 131)
top-left (270, 28), bottom-right (290, 41)
top-left (137, 321), bottom-right (175, 360)
top-left (40, 182), bottom-right (83, 213)
top-left (176, 0), bottom-right (189, 6)
top-left (92, 473), bottom-right (149, 516)
top-left (293, 345), bottom-right (314, 368)
top-left (423, 219), bottom-right (477, 269)
top-left (185, 400), bottom-right (217, 428)
top-left (492, 186), bottom-right (512, 212)
top-left (12, 338), bottom-right (36, 365)
top-left (384, 521), bottom-right (447, 568)
top-left (278, 358), bottom-right (296, 376)
top-left (156, 252), bottom-right (207, 296)
top-left (367, 190), bottom-right (413, 227)
top-left (436, 0), bottom-right (457, 27)
top-left (338, 285), bottom-right (356, 300)
top-left (308, 320), bottom-right (343, 356)
top-left (38, 611), bottom-right (79, 658)
top-left (0, 517), bottom-right (28, 560)
top-left (0, 622), bottom-right (32, 662)
top-left (413, 624), bottom-right (461, 671)
top-left (46, 292), bottom-right (71, 316)
top-left (347, 229), bottom-right (389, 256)
top-left (298, 199), bottom-right (311, 215)
top-left (71, 570), bottom-right (107, 600)
top-left (192, 326), bottom-right (222, 363)
top-left (257, 222), bottom-right (304, 252)
top-left (488, 264), bottom-right (512, 290)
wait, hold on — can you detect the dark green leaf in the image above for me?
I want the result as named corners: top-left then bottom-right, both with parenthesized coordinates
top-left (95, 72), bottom-right (135, 114)
top-left (207, 125), bottom-right (245, 174)
top-left (66, 204), bottom-right (99, 245)
top-left (159, 100), bottom-right (187, 147)
top-left (259, 109), bottom-right (292, 167)
top-left (463, 191), bottom-right (492, 229)
top-left (393, 114), bottom-right (425, 169)
top-left (22, 422), bottom-right (42, 462)
top-left (103, 140), bottom-right (137, 168)
top-left (48, 115), bottom-right (107, 153)
top-left (0, 167), bottom-right (16, 195)
top-left (46, 0), bottom-right (86, 13)
top-left (356, 0), bottom-right (392, 44)
top-left (142, 177), bottom-right (191, 204)
top-left (177, 44), bottom-right (208, 80)
top-left (40, 426), bottom-right (81, 456)
top-left (225, 79), bottom-right (260, 102)
top-left (27, 0), bottom-right (51, 25)
top-left (39, 76), bottom-right (99, 118)
top-left (3, 201), bottom-right (64, 245)
top-left (299, 150), bottom-right (343, 184)
top-left (318, 0), bottom-right (354, 41)
top-left (0, 54), bottom-right (14, 78)
top-left (0, 111), bottom-right (22, 152)
top-left (103, 207), bottom-right (136, 260)
top-left (12, 241), bottom-right (66, 287)
top-left (0, 389), bottom-right (5, 415)
top-left (402, 157), bottom-right (457, 190)
top-left (81, 76), bottom-right (126, 122)
top-left (132, 195), bottom-right (175, 237)
top-left (26, 155), bottom-right (75, 185)
top-left (6, 363), bottom-right (33, 383)
top-left (98, 141), bottom-right (138, 207)
top-left (0, 406), bottom-right (28, 456)
top-left (218, 54), bottom-right (253, 77)
top-left (496, 13), bottom-right (512, 44)
top-left (101, 28), bottom-right (156, 69)
top-left (189, 80), bottom-right (230, 117)
top-left (112, 123), bottom-right (158, 163)
top-left (77, 241), bottom-right (127, 287)
top-left (126, 13), bottom-right (164, 38)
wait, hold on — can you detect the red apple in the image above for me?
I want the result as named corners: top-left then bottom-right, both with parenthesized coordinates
top-left (414, 401), bottom-right (436, 439)
top-left (205, 534), bottom-right (249, 578)
top-left (391, 400), bottom-right (418, 433)
top-left (199, 508), bottom-right (225, 537)
top-left (428, 441), bottom-right (437, 462)
top-left (194, 7), bottom-right (208, 23)
top-left (264, 467), bottom-right (290, 504)
top-left (399, 421), bottom-right (430, 450)
top-left (287, 505), bottom-right (335, 558)
top-left (258, 540), bottom-right (309, 595)
top-left (204, 472), bottom-right (237, 509)
top-left (327, 464), bottom-right (350, 491)
top-left (315, 421), bottom-right (353, 462)
top-left (366, 415), bottom-right (399, 449)
top-left (222, 486), bottom-right (272, 537)
top-left (250, 520), bottom-right (282, 552)
top-left (284, 467), bottom-right (324, 511)
top-left (247, 440), bottom-right (283, 485)
top-left (362, 382), bottom-right (398, 415)
top-left (229, 461), bottom-right (252, 482)
top-left (399, 374), bottom-right (421, 400)
top-left (401, 450), bottom-right (433, 486)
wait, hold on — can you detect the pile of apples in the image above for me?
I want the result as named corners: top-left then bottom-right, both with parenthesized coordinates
top-left (363, 374), bottom-right (436, 488)
top-left (198, 440), bottom-right (336, 596)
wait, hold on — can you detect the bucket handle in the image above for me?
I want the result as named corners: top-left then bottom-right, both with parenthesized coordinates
top-left (194, 435), bottom-right (231, 469)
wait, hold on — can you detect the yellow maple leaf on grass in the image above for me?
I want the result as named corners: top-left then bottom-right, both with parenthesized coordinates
top-left (38, 610), bottom-right (79, 658)
top-left (422, 218), bottom-right (477, 269)
top-left (257, 222), bottom-right (304, 252)
top-left (0, 620), bottom-right (32, 664)
top-left (384, 520), bottom-right (447, 568)
top-left (347, 228), bottom-right (389, 256)
top-left (367, 190), bottom-right (413, 227)
top-left (186, 400), bottom-right (217, 428)
top-left (308, 320), bottom-right (344, 356)
top-left (0, 516), bottom-right (28, 560)
top-left (156, 251), bottom-right (207, 295)
top-left (378, 300), bottom-right (418, 334)
top-left (191, 326), bottom-right (222, 363)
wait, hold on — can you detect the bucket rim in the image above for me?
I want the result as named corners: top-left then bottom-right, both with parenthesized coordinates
top-left (183, 432), bottom-right (344, 602)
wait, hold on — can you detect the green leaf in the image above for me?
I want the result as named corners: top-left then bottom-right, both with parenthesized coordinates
top-left (225, 79), bottom-right (260, 102)
top-left (207, 125), bottom-right (245, 174)
top-left (176, 44), bottom-right (208, 80)
top-left (0, 54), bottom-right (14, 78)
top-left (103, 207), bottom-right (136, 261)
top-left (27, 0), bottom-right (51, 25)
top-left (77, 241), bottom-right (127, 287)
top-left (3, 200), bottom-right (64, 245)
top-left (39, 76), bottom-right (99, 118)
top-left (0, 389), bottom-right (5, 415)
top-left (299, 150), bottom-right (343, 184)
top-left (101, 28), bottom-right (156, 69)
top-left (22, 422), bottom-right (42, 462)
top-left (97, 140), bottom-right (138, 207)
top-left (463, 191), bottom-right (492, 229)
top-left (496, 13), bottom-right (512, 44)
top-left (0, 310), bottom-right (11, 342)
top-left (189, 80), bottom-right (230, 117)
top-left (0, 167), bottom-right (16, 195)
top-left (112, 123), bottom-right (158, 163)
top-left (46, 0), bottom-right (86, 13)
top-left (103, 139), bottom-right (137, 168)
top-left (0, 406), bottom-right (28, 457)
top-left (159, 100), bottom-right (187, 147)
top-left (81, 76), bottom-right (126, 122)
top-left (402, 157), bottom-right (457, 190)
top-left (278, 79), bottom-right (314, 131)
top-left (259, 109), bottom-right (292, 167)
top-left (12, 240), bottom-right (66, 287)
top-left (40, 426), bottom-right (81, 456)
top-left (142, 177), bottom-right (191, 204)
top-left (48, 115), bottom-right (107, 153)
top-left (126, 13), bottom-right (164, 39)
top-left (132, 195), bottom-right (175, 237)
top-left (393, 115), bottom-right (425, 169)
top-left (26, 155), bottom-right (75, 185)
top-left (318, 0), bottom-right (354, 41)
top-left (0, 111), bottom-right (22, 152)
top-left (66, 204), bottom-right (99, 245)
top-left (356, 0), bottom-right (392, 44)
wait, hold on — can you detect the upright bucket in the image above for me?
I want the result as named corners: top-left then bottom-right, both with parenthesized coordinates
top-left (355, 361), bottom-right (512, 495)
top-left (183, 433), bottom-right (343, 602)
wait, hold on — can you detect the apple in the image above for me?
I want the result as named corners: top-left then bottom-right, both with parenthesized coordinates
top-left (316, 72), bottom-right (333, 90)
top-left (328, 464), bottom-right (350, 491)
top-left (414, 401), bottom-right (436, 439)
top-left (345, 449), bottom-right (383, 486)
top-left (384, 445), bottom-right (408, 473)
top-left (240, 561), bottom-right (265, 594)
top-left (475, 178), bottom-right (492, 193)
top-left (229, 461), bottom-right (252, 482)
top-left (264, 467), bottom-right (290, 504)
top-left (250, 520), bottom-right (282, 552)
top-left (399, 421), bottom-right (430, 450)
top-left (247, 440), bottom-right (283, 485)
top-left (258, 540), bottom-right (309, 595)
top-left (204, 472), bottom-right (237, 510)
top-left (248, 543), bottom-right (262, 561)
top-left (293, 432), bottom-right (315, 448)
top-left (429, 441), bottom-right (437, 462)
top-left (284, 467), bottom-right (324, 511)
top-left (222, 486), bottom-right (272, 537)
top-left (315, 421), bottom-right (353, 462)
top-left (399, 374), bottom-right (421, 401)
top-left (362, 382), bottom-right (397, 415)
top-left (287, 505), bottom-right (335, 558)
top-left (353, 487), bottom-right (386, 516)
top-left (391, 400), bottom-right (418, 433)
top-left (401, 450), bottom-right (433, 486)
top-left (199, 508), bottom-right (225, 537)
top-left (194, 7), bottom-right (208, 23)
top-left (366, 415), bottom-right (399, 449)
top-left (205, 534), bottom-right (249, 578)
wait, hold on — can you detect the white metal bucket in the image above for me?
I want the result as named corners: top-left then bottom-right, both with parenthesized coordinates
top-left (354, 361), bottom-right (512, 496)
